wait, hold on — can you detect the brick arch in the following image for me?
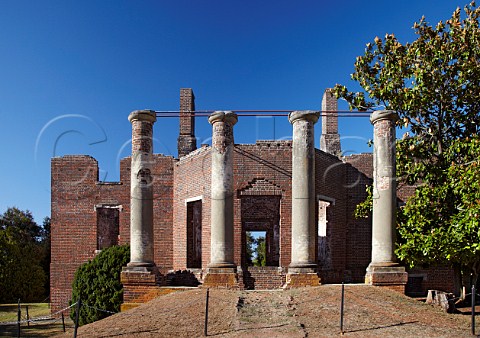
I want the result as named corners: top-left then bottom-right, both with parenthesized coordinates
top-left (238, 178), bottom-right (283, 196)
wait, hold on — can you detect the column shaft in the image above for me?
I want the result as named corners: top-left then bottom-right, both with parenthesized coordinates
top-left (208, 111), bottom-right (238, 268)
top-left (289, 110), bottom-right (319, 272)
top-left (127, 110), bottom-right (156, 268)
top-left (365, 110), bottom-right (407, 292)
top-left (370, 110), bottom-right (398, 265)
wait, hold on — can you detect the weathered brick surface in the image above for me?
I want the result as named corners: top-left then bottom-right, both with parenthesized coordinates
top-left (320, 88), bottom-right (341, 156)
top-left (121, 286), bottom-right (189, 311)
top-left (178, 88), bottom-right (196, 157)
top-left (202, 272), bottom-right (239, 289)
top-left (242, 267), bottom-right (286, 290)
top-left (285, 273), bottom-right (321, 288)
top-left (51, 154), bottom-right (174, 314)
top-left (343, 153), bottom-right (374, 282)
top-left (406, 266), bottom-right (457, 295)
top-left (51, 90), bottom-right (456, 313)
top-left (50, 143), bottom-right (406, 313)
top-left (173, 146), bottom-right (211, 270)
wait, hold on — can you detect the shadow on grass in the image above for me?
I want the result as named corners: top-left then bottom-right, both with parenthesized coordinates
top-left (207, 323), bottom-right (290, 337)
top-left (345, 320), bottom-right (419, 333)
top-left (0, 305), bottom-right (19, 312)
top-left (0, 321), bottom-right (74, 337)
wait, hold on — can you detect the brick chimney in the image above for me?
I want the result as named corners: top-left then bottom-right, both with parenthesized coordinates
top-left (177, 88), bottom-right (197, 157)
top-left (320, 88), bottom-right (341, 156)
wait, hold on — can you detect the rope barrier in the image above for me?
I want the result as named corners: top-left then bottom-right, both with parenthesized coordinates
top-left (0, 302), bottom-right (77, 326)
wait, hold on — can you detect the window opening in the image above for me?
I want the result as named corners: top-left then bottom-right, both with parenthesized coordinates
top-left (318, 200), bottom-right (332, 269)
top-left (96, 207), bottom-right (119, 250)
top-left (186, 200), bottom-right (202, 268)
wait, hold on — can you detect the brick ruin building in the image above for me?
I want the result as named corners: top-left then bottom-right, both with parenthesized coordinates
top-left (50, 88), bottom-right (457, 313)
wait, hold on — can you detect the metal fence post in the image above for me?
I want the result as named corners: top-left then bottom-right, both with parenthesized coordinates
top-left (472, 285), bottom-right (476, 336)
top-left (17, 299), bottom-right (21, 338)
top-left (26, 305), bottom-right (30, 327)
top-left (340, 283), bottom-right (345, 335)
top-left (204, 288), bottom-right (210, 336)
top-left (62, 312), bottom-right (66, 332)
top-left (74, 298), bottom-right (81, 338)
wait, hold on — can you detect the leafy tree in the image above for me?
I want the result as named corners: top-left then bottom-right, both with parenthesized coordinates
top-left (253, 236), bottom-right (266, 267)
top-left (397, 137), bottom-right (480, 288)
top-left (0, 207), bottom-right (47, 302)
top-left (0, 207), bottom-right (43, 243)
top-left (70, 245), bottom-right (129, 325)
top-left (246, 232), bottom-right (255, 266)
top-left (333, 2), bottom-right (480, 291)
top-left (246, 233), bottom-right (267, 266)
top-left (40, 217), bottom-right (51, 296)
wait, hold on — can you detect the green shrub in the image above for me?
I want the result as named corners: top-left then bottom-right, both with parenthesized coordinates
top-left (70, 245), bottom-right (129, 325)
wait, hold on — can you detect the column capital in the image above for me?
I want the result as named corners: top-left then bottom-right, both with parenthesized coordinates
top-left (208, 111), bottom-right (238, 126)
top-left (128, 110), bottom-right (157, 124)
top-left (288, 110), bottom-right (320, 125)
top-left (370, 110), bottom-right (398, 125)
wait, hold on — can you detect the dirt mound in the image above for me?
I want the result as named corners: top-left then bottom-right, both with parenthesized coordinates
top-left (55, 285), bottom-right (472, 337)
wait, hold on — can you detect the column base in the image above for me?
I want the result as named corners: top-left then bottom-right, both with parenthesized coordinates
top-left (126, 261), bottom-right (156, 269)
top-left (285, 265), bottom-right (321, 288)
top-left (202, 267), bottom-right (239, 289)
top-left (365, 263), bottom-right (408, 293)
top-left (120, 265), bottom-right (165, 311)
top-left (284, 273), bottom-right (321, 288)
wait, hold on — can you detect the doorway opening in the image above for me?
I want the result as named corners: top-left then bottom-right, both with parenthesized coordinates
top-left (241, 195), bottom-right (281, 267)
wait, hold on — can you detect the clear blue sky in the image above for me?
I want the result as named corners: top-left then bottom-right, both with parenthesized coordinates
top-left (0, 0), bottom-right (469, 222)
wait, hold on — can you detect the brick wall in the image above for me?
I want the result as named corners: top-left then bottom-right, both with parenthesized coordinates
top-left (234, 141), bottom-right (293, 268)
top-left (406, 266), bottom-right (458, 295)
top-left (177, 88), bottom-right (196, 157)
top-left (50, 153), bottom-right (174, 313)
top-left (51, 95), bottom-right (456, 305)
top-left (173, 146), bottom-right (212, 270)
top-left (242, 266), bottom-right (286, 290)
top-left (315, 150), bottom-right (349, 283)
top-left (343, 153), bottom-right (374, 282)
top-left (320, 88), bottom-right (341, 156)
top-left (171, 140), bottom-right (367, 286)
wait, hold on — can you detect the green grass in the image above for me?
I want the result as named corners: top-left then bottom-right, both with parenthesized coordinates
top-left (0, 303), bottom-right (50, 322)
top-left (0, 303), bottom-right (74, 337)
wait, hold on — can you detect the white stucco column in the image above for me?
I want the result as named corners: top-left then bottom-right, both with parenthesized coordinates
top-left (365, 110), bottom-right (408, 291)
top-left (288, 110), bottom-right (320, 272)
top-left (370, 110), bottom-right (398, 265)
top-left (208, 111), bottom-right (238, 269)
top-left (127, 110), bottom-right (156, 268)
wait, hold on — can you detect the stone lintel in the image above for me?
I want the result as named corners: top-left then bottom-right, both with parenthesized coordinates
top-left (208, 111), bottom-right (238, 125)
top-left (128, 109), bottom-right (157, 123)
top-left (370, 110), bottom-right (399, 125)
